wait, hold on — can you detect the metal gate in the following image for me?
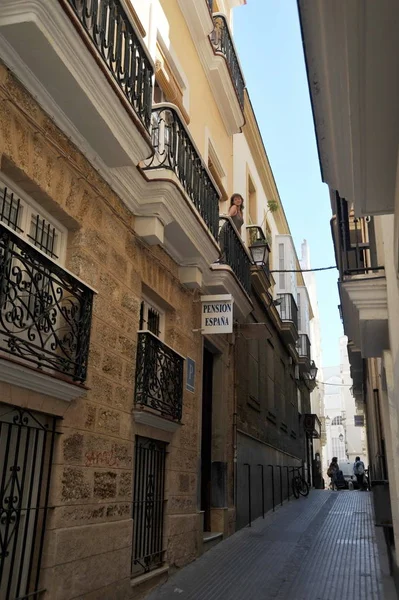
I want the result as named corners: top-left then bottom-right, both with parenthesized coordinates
top-left (0, 404), bottom-right (57, 600)
top-left (132, 436), bottom-right (166, 576)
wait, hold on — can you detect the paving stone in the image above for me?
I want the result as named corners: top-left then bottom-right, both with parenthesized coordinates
top-left (147, 491), bottom-right (386, 600)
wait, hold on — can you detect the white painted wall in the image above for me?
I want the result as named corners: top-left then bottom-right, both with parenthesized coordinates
top-left (232, 131), bottom-right (279, 247)
top-left (299, 240), bottom-right (324, 418)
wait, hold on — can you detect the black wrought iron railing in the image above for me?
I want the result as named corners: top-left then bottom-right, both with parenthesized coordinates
top-left (132, 436), bottom-right (166, 576)
top-left (0, 405), bottom-right (58, 600)
top-left (135, 331), bottom-right (184, 421)
top-left (210, 14), bottom-right (245, 109)
top-left (333, 192), bottom-right (383, 277)
top-left (143, 105), bottom-right (220, 240)
top-left (297, 333), bottom-right (311, 360)
top-left (277, 293), bottom-right (298, 330)
top-left (0, 223), bottom-right (93, 382)
top-left (67, 0), bottom-right (153, 132)
top-left (219, 216), bottom-right (252, 295)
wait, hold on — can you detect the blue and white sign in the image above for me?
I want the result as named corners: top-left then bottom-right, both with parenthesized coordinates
top-left (186, 357), bottom-right (195, 393)
top-left (201, 294), bottom-right (234, 334)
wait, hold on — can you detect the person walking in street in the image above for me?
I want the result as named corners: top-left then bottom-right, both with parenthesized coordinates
top-left (327, 457), bottom-right (339, 490)
top-left (353, 456), bottom-right (365, 490)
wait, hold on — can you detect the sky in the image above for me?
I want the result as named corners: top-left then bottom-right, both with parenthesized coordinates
top-left (234, 0), bottom-right (343, 368)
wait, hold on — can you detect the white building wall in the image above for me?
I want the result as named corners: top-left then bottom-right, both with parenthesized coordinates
top-left (339, 336), bottom-right (367, 465)
top-left (299, 241), bottom-right (324, 420)
top-left (232, 133), bottom-right (279, 247)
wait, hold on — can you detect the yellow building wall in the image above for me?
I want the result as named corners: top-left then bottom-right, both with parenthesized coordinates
top-left (159, 0), bottom-right (234, 197)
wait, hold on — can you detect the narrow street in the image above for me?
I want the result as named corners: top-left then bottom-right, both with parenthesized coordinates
top-left (147, 491), bottom-right (394, 600)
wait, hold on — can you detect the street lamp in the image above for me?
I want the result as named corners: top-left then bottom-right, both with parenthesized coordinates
top-left (247, 226), bottom-right (270, 266)
top-left (309, 361), bottom-right (318, 380)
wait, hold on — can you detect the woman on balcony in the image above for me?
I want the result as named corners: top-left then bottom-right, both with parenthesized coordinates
top-left (228, 193), bottom-right (244, 235)
top-left (218, 193), bottom-right (244, 264)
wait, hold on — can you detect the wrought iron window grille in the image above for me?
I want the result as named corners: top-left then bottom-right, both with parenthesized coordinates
top-left (210, 14), bottom-right (245, 110)
top-left (0, 222), bottom-right (94, 383)
top-left (132, 436), bottom-right (167, 576)
top-left (135, 330), bottom-right (184, 421)
top-left (0, 404), bottom-right (59, 600)
top-left (143, 104), bottom-right (220, 241)
top-left (67, 0), bottom-right (154, 132)
top-left (27, 214), bottom-right (58, 260)
top-left (139, 301), bottom-right (161, 338)
top-left (0, 186), bottom-right (22, 233)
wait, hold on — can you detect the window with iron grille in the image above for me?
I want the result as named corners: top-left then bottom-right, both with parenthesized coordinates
top-left (0, 175), bottom-right (66, 262)
top-left (139, 298), bottom-right (164, 339)
top-left (132, 436), bottom-right (167, 577)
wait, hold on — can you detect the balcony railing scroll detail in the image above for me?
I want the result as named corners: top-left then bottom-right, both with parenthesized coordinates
top-left (135, 331), bottom-right (184, 421)
top-left (297, 333), bottom-right (311, 361)
top-left (276, 293), bottom-right (298, 331)
top-left (0, 223), bottom-right (93, 382)
top-left (143, 105), bottom-right (220, 240)
top-left (210, 14), bottom-right (245, 109)
top-left (218, 217), bottom-right (252, 295)
top-left (67, 0), bottom-right (153, 132)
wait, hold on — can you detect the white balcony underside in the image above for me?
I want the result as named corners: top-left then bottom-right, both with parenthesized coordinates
top-left (0, 358), bottom-right (86, 402)
top-left (299, 0), bottom-right (399, 216)
top-left (340, 276), bottom-right (389, 358)
top-left (207, 264), bottom-right (252, 319)
top-left (0, 0), bottom-right (152, 168)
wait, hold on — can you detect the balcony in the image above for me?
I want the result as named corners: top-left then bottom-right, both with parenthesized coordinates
top-left (217, 217), bottom-right (251, 295)
top-left (143, 105), bottom-right (220, 241)
top-left (332, 193), bottom-right (388, 358)
top-left (134, 331), bottom-right (184, 432)
top-left (275, 293), bottom-right (298, 348)
top-left (210, 14), bottom-right (245, 111)
top-left (67, 0), bottom-right (153, 132)
top-left (176, 2), bottom-right (244, 134)
top-left (297, 333), bottom-right (311, 372)
top-left (208, 217), bottom-right (253, 318)
top-left (0, 0), bottom-right (154, 167)
top-left (0, 222), bottom-right (94, 401)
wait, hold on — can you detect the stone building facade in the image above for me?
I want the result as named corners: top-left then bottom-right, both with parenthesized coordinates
top-left (0, 1), bottom-right (320, 599)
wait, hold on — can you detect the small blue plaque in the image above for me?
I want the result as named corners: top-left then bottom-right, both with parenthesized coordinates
top-left (186, 357), bottom-right (195, 393)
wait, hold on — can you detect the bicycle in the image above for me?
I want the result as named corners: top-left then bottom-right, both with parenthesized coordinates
top-left (292, 471), bottom-right (309, 498)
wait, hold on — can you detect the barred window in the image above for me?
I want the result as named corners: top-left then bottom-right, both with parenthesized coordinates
top-left (0, 175), bottom-right (66, 263)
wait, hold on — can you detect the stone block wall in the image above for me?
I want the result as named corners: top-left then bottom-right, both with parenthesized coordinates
top-left (0, 63), bottom-right (211, 599)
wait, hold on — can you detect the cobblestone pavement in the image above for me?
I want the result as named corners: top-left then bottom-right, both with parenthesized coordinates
top-left (147, 491), bottom-right (389, 600)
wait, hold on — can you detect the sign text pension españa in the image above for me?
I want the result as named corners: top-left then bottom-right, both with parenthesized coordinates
top-left (201, 295), bottom-right (234, 334)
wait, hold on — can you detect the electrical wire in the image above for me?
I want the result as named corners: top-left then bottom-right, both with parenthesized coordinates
top-left (316, 381), bottom-right (354, 387)
top-left (270, 266), bottom-right (337, 273)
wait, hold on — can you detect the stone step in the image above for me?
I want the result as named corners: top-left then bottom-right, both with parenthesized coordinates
top-left (202, 531), bottom-right (223, 554)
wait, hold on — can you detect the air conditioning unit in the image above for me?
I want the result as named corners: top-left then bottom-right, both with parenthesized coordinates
top-left (294, 365), bottom-right (300, 380)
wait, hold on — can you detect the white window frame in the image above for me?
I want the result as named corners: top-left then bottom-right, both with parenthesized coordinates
top-left (139, 295), bottom-right (165, 340)
top-left (0, 173), bottom-right (67, 264)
